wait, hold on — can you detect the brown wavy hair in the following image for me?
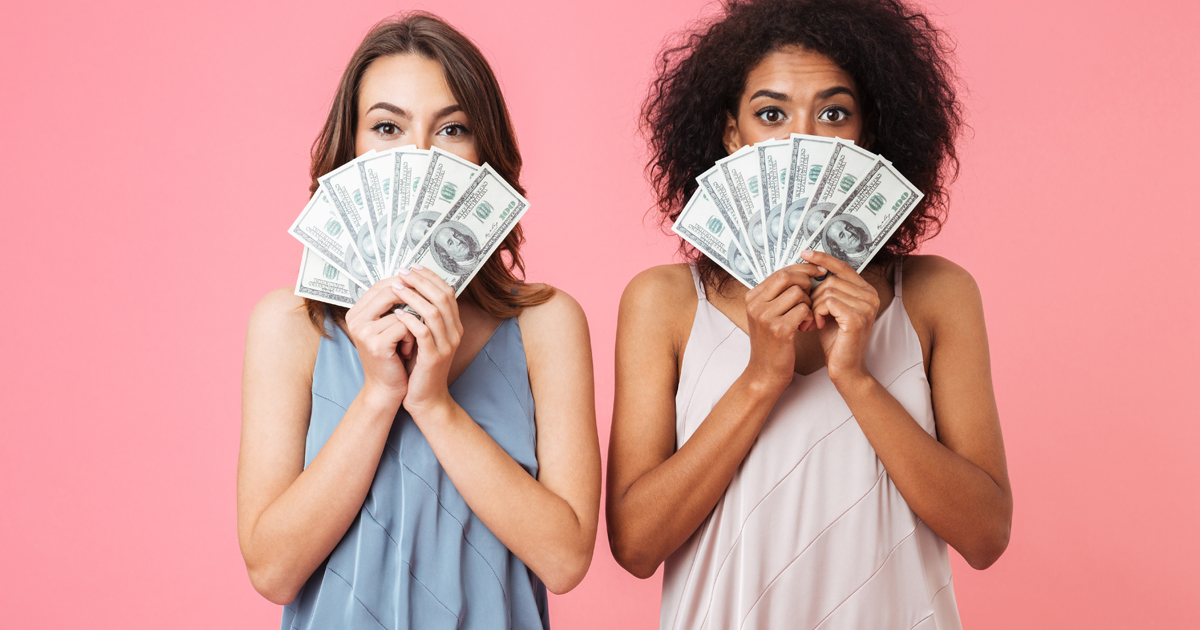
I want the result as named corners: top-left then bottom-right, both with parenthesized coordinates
top-left (643, 0), bottom-right (964, 290)
top-left (304, 12), bottom-right (553, 333)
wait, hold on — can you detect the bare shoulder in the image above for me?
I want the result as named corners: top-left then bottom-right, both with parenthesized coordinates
top-left (517, 285), bottom-right (590, 353)
top-left (901, 255), bottom-right (985, 335)
top-left (246, 286), bottom-right (321, 368)
top-left (619, 264), bottom-right (697, 322)
top-left (515, 286), bottom-right (594, 393)
top-left (518, 284), bottom-right (586, 326)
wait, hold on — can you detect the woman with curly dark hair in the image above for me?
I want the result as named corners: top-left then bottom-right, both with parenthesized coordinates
top-left (606, 1), bottom-right (1012, 628)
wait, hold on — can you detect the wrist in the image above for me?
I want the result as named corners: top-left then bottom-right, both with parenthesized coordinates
top-left (359, 381), bottom-right (405, 414)
top-left (829, 367), bottom-right (878, 399)
top-left (405, 391), bottom-right (458, 425)
top-left (740, 366), bottom-right (791, 402)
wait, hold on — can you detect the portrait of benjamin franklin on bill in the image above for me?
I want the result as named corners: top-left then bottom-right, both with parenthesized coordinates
top-left (798, 201), bottom-right (835, 244)
top-left (766, 203), bottom-right (782, 253)
top-left (820, 214), bottom-right (873, 269)
top-left (342, 241), bottom-right (370, 288)
top-left (355, 222), bottom-right (380, 271)
top-left (782, 197), bottom-right (809, 241)
top-left (726, 239), bottom-right (756, 285)
top-left (431, 221), bottom-right (484, 275)
top-left (399, 211), bottom-right (440, 254)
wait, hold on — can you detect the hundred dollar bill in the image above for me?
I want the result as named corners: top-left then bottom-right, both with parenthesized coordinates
top-left (776, 134), bottom-right (841, 265)
top-left (402, 164), bottom-right (529, 312)
top-left (383, 146), bottom-right (432, 273)
top-left (288, 187), bottom-right (371, 290)
top-left (672, 188), bottom-right (759, 288)
top-left (294, 246), bottom-right (365, 308)
top-left (697, 160), bottom-right (762, 278)
top-left (755, 138), bottom-right (792, 272)
top-left (717, 145), bottom-right (773, 271)
top-left (798, 159), bottom-right (924, 273)
top-left (395, 147), bottom-right (479, 271)
top-left (355, 149), bottom-right (401, 278)
top-left (319, 150), bottom-right (386, 284)
top-left (782, 139), bottom-right (879, 265)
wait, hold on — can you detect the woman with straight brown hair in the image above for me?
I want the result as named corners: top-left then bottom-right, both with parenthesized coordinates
top-left (238, 13), bottom-right (600, 629)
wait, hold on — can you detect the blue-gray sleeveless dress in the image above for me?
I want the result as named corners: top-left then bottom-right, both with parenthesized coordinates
top-left (281, 317), bottom-right (550, 630)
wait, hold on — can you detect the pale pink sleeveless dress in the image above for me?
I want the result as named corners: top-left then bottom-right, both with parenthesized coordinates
top-left (661, 261), bottom-right (962, 630)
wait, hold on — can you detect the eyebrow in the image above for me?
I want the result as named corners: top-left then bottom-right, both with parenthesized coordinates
top-left (748, 86), bottom-right (857, 102)
top-left (817, 86), bottom-right (856, 100)
top-left (364, 102), bottom-right (464, 119)
top-left (366, 102), bottom-right (409, 117)
top-left (749, 89), bottom-right (789, 102)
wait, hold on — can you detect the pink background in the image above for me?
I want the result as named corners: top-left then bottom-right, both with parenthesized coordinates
top-left (2, 0), bottom-right (1197, 627)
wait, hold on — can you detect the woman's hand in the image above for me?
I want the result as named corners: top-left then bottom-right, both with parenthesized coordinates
top-left (742, 264), bottom-right (824, 392)
top-left (391, 266), bottom-right (463, 417)
top-left (800, 250), bottom-right (880, 387)
top-left (345, 277), bottom-right (416, 409)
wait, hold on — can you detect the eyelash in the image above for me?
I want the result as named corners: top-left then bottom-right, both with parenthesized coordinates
top-left (818, 106), bottom-right (851, 123)
top-left (755, 107), bottom-right (786, 124)
top-left (754, 106), bottom-right (854, 124)
top-left (370, 121), bottom-right (471, 138)
top-left (371, 121), bottom-right (400, 137)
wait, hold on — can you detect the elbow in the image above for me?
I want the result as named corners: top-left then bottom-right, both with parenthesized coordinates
top-left (541, 542), bottom-right (595, 595)
top-left (246, 559), bottom-right (302, 606)
top-left (960, 520), bottom-right (1011, 571)
top-left (608, 531), bottom-right (661, 580)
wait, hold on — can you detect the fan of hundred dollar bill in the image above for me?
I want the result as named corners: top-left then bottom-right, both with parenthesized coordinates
top-left (290, 146), bottom-right (529, 308)
top-left (673, 134), bottom-right (924, 288)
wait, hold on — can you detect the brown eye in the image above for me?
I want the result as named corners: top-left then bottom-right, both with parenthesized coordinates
top-left (440, 123), bottom-right (470, 137)
top-left (371, 122), bottom-right (399, 136)
top-left (818, 107), bottom-right (850, 123)
top-left (755, 107), bottom-right (785, 124)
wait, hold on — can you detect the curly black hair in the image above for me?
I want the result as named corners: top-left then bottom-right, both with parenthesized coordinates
top-left (643, 0), bottom-right (964, 289)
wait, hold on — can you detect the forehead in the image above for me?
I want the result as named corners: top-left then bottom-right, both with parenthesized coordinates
top-left (359, 54), bottom-right (456, 108)
top-left (743, 46), bottom-right (856, 95)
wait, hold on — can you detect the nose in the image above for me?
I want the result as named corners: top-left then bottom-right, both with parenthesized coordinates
top-left (789, 113), bottom-right (816, 137)
top-left (413, 135), bottom-right (432, 151)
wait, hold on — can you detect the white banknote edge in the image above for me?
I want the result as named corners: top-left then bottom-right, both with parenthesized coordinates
top-left (287, 187), bottom-right (371, 291)
top-left (318, 150), bottom-right (383, 283)
top-left (294, 247), bottom-right (360, 308)
top-left (780, 139), bottom-right (880, 266)
top-left (395, 146), bottom-right (480, 272)
top-left (799, 159), bottom-right (925, 273)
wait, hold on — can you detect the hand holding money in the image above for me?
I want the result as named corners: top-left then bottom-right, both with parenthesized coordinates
top-left (800, 249), bottom-right (883, 386)
top-left (291, 148), bottom-right (529, 316)
top-left (673, 134), bottom-right (924, 289)
top-left (387, 266), bottom-right (466, 416)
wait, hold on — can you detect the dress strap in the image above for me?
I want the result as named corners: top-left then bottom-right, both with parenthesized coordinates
top-left (894, 257), bottom-right (904, 299)
top-left (689, 264), bottom-right (707, 301)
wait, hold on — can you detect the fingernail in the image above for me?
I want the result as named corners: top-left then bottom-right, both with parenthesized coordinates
top-left (412, 264), bottom-right (425, 271)
top-left (398, 268), bottom-right (410, 276)
top-left (391, 282), bottom-right (404, 292)
top-left (801, 250), bottom-right (814, 258)
top-left (817, 266), bottom-right (828, 274)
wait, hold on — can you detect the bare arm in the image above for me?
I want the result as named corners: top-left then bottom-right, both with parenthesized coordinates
top-left (606, 265), bottom-right (820, 578)
top-left (803, 251), bottom-right (1012, 569)
top-left (237, 283), bottom-right (413, 604)
top-left (393, 270), bottom-right (600, 594)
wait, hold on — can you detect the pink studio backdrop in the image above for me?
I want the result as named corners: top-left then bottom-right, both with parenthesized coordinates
top-left (2, 0), bottom-right (1197, 627)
